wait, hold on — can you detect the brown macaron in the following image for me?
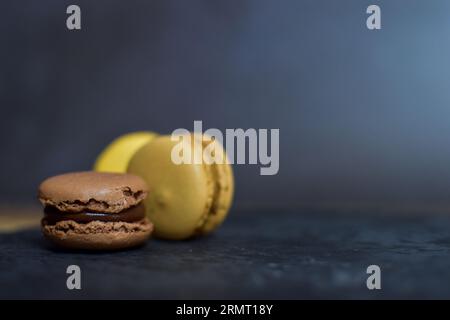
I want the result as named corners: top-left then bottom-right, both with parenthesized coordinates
top-left (38, 171), bottom-right (153, 250)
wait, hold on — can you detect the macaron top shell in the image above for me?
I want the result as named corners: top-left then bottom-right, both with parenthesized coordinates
top-left (38, 171), bottom-right (148, 213)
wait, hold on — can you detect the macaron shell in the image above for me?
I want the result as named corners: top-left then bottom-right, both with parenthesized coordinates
top-left (198, 157), bottom-right (234, 234)
top-left (94, 131), bottom-right (157, 173)
top-left (127, 135), bottom-right (214, 240)
top-left (193, 134), bottom-right (234, 235)
top-left (42, 218), bottom-right (153, 250)
top-left (38, 171), bottom-right (148, 213)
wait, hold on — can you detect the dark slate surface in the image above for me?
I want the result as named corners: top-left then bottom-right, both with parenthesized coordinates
top-left (1, 209), bottom-right (450, 299)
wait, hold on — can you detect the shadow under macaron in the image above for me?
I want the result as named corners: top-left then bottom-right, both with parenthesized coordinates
top-left (41, 239), bottom-right (151, 254)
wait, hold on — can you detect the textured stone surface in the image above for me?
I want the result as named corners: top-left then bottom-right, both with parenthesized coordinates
top-left (1, 209), bottom-right (450, 299)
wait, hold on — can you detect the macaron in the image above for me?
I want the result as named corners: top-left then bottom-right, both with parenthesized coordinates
top-left (127, 133), bottom-right (234, 240)
top-left (38, 171), bottom-right (153, 250)
top-left (94, 131), bottom-right (158, 173)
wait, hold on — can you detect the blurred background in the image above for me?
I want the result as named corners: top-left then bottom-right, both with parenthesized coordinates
top-left (2, 0), bottom-right (450, 212)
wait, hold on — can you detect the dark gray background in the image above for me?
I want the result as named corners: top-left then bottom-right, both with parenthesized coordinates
top-left (2, 0), bottom-right (450, 209)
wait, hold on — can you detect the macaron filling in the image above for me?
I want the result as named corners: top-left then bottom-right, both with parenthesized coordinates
top-left (42, 203), bottom-right (146, 225)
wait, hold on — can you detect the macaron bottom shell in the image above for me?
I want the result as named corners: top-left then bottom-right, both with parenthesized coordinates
top-left (42, 218), bottom-right (153, 251)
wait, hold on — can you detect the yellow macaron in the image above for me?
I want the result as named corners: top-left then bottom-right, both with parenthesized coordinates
top-left (127, 133), bottom-right (234, 240)
top-left (94, 131), bottom-right (158, 173)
